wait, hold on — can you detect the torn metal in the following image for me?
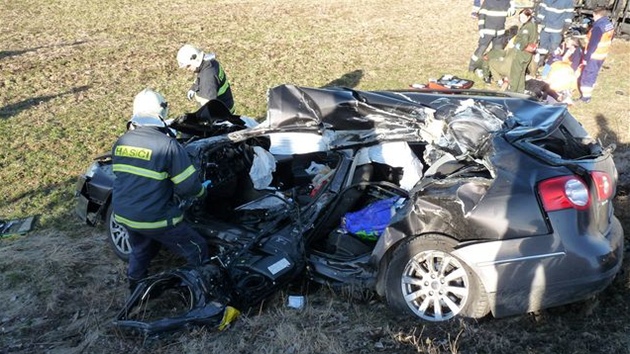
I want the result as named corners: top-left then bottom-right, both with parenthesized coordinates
top-left (95, 84), bottom-right (622, 331)
top-left (114, 265), bottom-right (237, 335)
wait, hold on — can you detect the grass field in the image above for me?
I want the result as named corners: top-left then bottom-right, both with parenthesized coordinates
top-left (1, 1), bottom-right (629, 353)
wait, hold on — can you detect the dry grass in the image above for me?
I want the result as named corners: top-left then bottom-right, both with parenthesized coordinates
top-left (1, 0), bottom-right (629, 353)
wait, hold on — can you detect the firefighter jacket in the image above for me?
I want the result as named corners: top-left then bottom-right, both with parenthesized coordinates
top-left (111, 125), bottom-right (204, 231)
top-left (190, 57), bottom-right (235, 113)
top-left (478, 0), bottom-right (512, 37)
top-left (585, 16), bottom-right (615, 61)
top-left (536, 0), bottom-right (574, 33)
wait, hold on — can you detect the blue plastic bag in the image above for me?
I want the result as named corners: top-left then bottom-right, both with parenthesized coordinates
top-left (341, 197), bottom-right (400, 241)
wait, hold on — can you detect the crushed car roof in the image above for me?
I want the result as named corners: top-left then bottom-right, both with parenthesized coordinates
top-left (254, 84), bottom-right (571, 137)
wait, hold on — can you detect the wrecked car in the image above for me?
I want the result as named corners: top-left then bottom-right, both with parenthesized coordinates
top-left (75, 84), bottom-right (624, 331)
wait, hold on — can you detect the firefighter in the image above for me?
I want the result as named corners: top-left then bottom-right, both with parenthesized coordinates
top-left (111, 88), bottom-right (210, 291)
top-left (579, 7), bottom-right (615, 103)
top-left (177, 44), bottom-right (235, 113)
top-left (469, 0), bottom-right (516, 72)
top-left (472, 0), bottom-right (482, 19)
top-left (535, 0), bottom-right (575, 69)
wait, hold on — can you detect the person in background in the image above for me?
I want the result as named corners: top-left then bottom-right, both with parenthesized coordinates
top-left (469, 0), bottom-right (516, 73)
top-left (534, 0), bottom-right (575, 71)
top-left (579, 7), bottom-right (615, 103)
top-left (536, 36), bottom-right (583, 103)
top-left (507, 8), bottom-right (538, 93)
top-left (111, 88), bottom-right (210, 292)
top-left (177, 44), bottom-right (235, 113)
top-left (481, 8), bottom-right (538, 93)
top-left (541, 35), bottom-right (583, 77)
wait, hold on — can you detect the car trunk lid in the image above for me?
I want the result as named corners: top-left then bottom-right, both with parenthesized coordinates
top-left (506, 104), bottom-right (618, 233)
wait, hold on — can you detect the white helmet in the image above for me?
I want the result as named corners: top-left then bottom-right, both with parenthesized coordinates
top-left (128, 89), bottom-right (168, 129)
top-left (177, 44), bottom-right (204, 69)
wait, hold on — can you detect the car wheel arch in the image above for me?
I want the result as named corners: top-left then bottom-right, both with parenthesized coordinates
top-left (377, 233), bottom-right (491, 321)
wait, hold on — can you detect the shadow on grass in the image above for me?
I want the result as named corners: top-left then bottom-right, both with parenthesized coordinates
top-left (0, 85), bottom-right (90, 120)
top-left (0, 40), bottom-right (88, 61)
top-left (595, 114), bottom-right (629, 177)
top-left (321, 69), bottom-right (363, 89)
top-left (4, 176), bottom-right (80, 231)
top-left (595, 113), bottom-right (627, 148)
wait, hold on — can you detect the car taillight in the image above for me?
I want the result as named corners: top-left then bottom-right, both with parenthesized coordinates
top-left (538, 175), bottom-right (590, 211)
top-left (592, 171), bottom-right (613, 201)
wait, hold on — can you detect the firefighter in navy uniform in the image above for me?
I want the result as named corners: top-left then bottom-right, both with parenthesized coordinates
top-left (177, 44), bottom-right (235, 113)
top-left (535, 0), bottom-right (575, 69)
top-left (111, 88), bottom-right (210, 291)
top-left (469, 0), bottom-right (516, 72)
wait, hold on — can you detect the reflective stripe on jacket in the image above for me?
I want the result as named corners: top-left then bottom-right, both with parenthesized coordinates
top-left (111, 125), bottom-right (204, 231)
top-left (191, 59), bottom-right (235, 112)
top-left (478, 0), bottom-right (511, 33)
top-left (585, 17), bottom-right (615, 61)
top-left (536, 0), bottom-right (574, 32)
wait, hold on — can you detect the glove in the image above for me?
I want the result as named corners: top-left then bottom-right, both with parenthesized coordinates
top-left (507, 6), bottom-right (516, 17)
top-left (187, 90), bottom-right (195, 100)
top-left (202, 180), bottom-right (213, 189)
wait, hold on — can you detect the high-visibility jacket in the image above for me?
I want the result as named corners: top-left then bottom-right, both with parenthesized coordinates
top-left (585, 16), bottom-right (615, 61)
top-left (191, 58), bottom-right (235, 113)
top-left (536, 0), bottom-right (574, 33)
top-left (478, 0), bottom-right (511, 37)
top-left (111, 125), bottom-right (204, 231)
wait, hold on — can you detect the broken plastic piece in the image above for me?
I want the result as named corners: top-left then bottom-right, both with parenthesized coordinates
top-left (0, 216), bottom-right (36, 238)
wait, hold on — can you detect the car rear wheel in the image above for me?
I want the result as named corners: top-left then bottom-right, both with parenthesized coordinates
top-left (384, 234), bottom-right (489, 322)
top-left (106, 205), bottom-right (131, 262)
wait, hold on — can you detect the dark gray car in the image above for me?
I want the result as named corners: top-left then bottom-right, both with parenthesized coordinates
top-left (75, 84), bottom-right (623, 331)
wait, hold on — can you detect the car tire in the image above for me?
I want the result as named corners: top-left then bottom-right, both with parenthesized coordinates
top-left (105, 205), bottom-right (131, 262)
top-left (384, 234), bottom-right (490, 322)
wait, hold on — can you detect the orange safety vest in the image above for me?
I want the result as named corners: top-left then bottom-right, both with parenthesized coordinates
top-left (586, 21), bottom-right (614, 61)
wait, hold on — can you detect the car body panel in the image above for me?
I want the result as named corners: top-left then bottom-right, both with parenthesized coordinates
top-left (75, 84), bottom-right (624, 327)
top-left (451, 215), bottom-right (623, 317)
